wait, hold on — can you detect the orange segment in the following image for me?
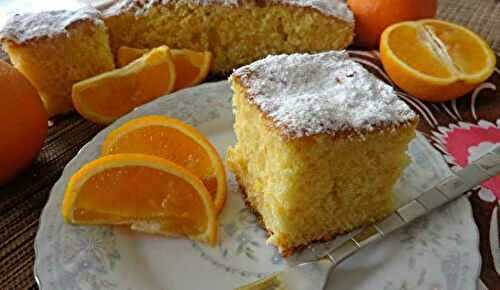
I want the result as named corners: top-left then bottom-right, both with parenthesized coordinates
top-left (62, 153), bottom-right (217, 245)
top-left (117, 46), bottom-right (148, 67)
top-left (422, 20), bottom-right (492, 77)
top-left (385, 23), bottom-right (453, 78)
top-left (101, 115), bottom-right (227, 214)
top-left (170, 49), bottom-right (212, 90)
top-left (380, 19), bottom-right (496, 102)
top-left (117, 46), bottom-right (212, 90)
top-left (72, 46), bottom-right (176, 124)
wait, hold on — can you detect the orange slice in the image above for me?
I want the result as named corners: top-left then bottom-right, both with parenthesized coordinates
top-left (171, 49), bottom-right (212, 90)
top-left (117, 46), bottom-right (148, 67)
top-left (61, 153), bottom-right (217, 245)
top-left (72, 46), bottom-right (176, 124)
top-left (101, 115), bottom-right (226, 213)
top-left (380, 19), bottom-right (496, 102)
top-left (118, 46), bottom-right (212, 90)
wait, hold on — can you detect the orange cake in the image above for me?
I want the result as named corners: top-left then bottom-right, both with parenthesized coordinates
top-left (0, 8), bottom-right (115, 117)
top-left (227, 51), bottom-right (419, 255)
top-left (102, 0), bottom-right (355, 74)
top-left (1, 1), bottom-right (353, 116)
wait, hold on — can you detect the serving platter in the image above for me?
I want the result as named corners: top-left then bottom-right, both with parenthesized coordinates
top-left (34, 81), bottom-right (480, 290)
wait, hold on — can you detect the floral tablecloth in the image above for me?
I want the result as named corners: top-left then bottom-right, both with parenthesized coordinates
top-left (349, 49), bottom-right (499, 289)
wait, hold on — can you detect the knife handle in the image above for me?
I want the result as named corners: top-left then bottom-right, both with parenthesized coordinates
top-left (326, 144), bottom-right (500, 264)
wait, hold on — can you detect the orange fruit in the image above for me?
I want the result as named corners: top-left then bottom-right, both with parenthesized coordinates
top-left (101, 115), bottom-right (226, 213)
top-left (380, 19), bottom-right (496, 102)
top-left (117, 46), bottom-right (212, 91)
top-left (0, 60), bottom-right (48, 185)
top-left (72, 46), bottom-right (176, 125)
top-left (61, 153), bottom-right (217, 245)
top-left (347, 0), bottom-right (437, 48)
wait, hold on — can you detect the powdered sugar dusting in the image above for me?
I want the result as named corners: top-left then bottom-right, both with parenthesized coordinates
top-left (283, 0), bottom-right (353, 22)
top-left (231, 51), bottom-right (417, 139)
top-left (0, 7), bottom-right (103, 44)
top-left (104, 0), bottom-right (353, 23)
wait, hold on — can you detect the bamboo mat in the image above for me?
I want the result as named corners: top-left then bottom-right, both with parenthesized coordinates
top-left (0, 0), bottom-right (499, 289)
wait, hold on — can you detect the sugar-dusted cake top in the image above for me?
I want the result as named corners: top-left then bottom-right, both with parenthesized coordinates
top-left (103, 0), bottom-right (354, 23)
top-left (231, 51), bottom-right (417, 139)
top-left (0, 7), bottom-right (103, 44)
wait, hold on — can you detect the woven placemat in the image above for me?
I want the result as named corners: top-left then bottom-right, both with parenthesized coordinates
top-left (438, 0), bottom-right (500, 51)
top-left (0, 0), bottom-right (499, 289)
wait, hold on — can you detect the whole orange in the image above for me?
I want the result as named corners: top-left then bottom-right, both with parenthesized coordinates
top-left (347, 0), bottom-right (437, 48)
top-left (0, 60), bottom-right (48, 185)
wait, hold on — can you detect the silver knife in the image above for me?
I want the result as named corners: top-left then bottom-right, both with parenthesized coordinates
top-left (234, 144), bottom-right (500, 290)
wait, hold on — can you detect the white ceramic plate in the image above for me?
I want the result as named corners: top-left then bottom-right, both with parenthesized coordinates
top-left (34, 81), bottom-right (481, 290)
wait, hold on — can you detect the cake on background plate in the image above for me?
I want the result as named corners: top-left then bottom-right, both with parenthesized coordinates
top-left (0, 0), bottom-right (354, 117)
top-left (102, 0), bottom-right (354, 74)
top-left (0, 8), bottom-right (115, 117)
top-left (227, 51), bottom-right (419, 255)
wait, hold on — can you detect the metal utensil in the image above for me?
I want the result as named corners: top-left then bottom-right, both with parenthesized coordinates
top-left (234, 144), bottom-right (500, 290)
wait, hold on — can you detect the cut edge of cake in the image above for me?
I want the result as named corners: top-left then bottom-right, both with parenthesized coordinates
top-left (102, 0), bottom-right (355, 74)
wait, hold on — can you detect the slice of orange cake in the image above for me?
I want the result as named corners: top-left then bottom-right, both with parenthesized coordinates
top-left (227, 51), bottom-right (419, 255)
top-left (0, 8), bottom-right (115, 117)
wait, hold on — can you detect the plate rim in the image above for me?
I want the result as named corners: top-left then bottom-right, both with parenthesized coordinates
top-left (33, 80), bottom-right (483, 289)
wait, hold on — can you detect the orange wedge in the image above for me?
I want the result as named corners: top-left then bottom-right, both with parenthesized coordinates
top-left (61, 153), bottom-right (217, 245)
top-left (171, 49), bottom-right (212, 90)
top-left (117, 46), bottom-right (148, 67)
top-left (101, 115), bottom-right (226, 213)
top-left (380, 19), bottom-right (496, 102)
top-left (72, 46), bottom-right (176, 124)
top-left (118, 46), bottom-right (212, 90)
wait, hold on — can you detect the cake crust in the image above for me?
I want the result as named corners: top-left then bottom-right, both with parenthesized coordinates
top-left (0, 7), bottom-right (104, 44)
top-left (230, 51), bottom-right (419, 140)
top-left (103, 0), bottom-right (355, 24)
